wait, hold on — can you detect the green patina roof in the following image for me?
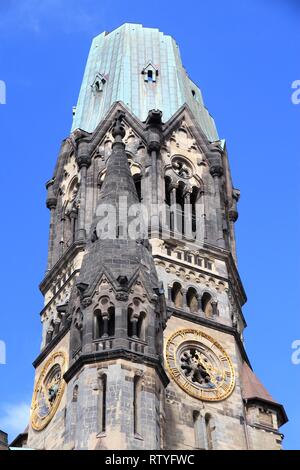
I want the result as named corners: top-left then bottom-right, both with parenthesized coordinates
top-left (72, 23), bottom-right (218, 141)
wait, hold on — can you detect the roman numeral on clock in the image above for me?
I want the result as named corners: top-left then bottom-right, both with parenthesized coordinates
top-left (182, 381), bottom-right (192, 393)
top-left (220, 383), bottom-right (230, 393)
top-left (170, 367), bottom-right (181, 377)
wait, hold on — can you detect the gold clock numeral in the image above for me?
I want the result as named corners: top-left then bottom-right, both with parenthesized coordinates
top-left (182, 381), bottom-right (192, 393)
top-left (170, 367), bottom-right (181, 378)
top-left (165, 329), bottom-right (235, 402)
top-left (221, 383), bottom-right (230, 392)
top-left (219, 355), bottom-right (228, 362)
top-left (178, 331), bottom-right (186, 338)
top-left (166, 352), bottom-right (174, 361)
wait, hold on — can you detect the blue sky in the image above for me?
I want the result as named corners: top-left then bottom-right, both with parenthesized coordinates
top-left (0, 0), bottom-right (299, 449)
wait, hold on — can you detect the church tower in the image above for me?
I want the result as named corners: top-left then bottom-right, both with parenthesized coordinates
top-left (27, 24), bottom-right (287, 450)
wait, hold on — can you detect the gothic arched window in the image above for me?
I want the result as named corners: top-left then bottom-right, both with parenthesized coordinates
top-left (94, 300), bottom-right (115, 339)
top-left (171, 282), bottom-right (183, 309)
top-left (187, 287), bottom-right (199, 314)
top-left (128, 299), bottom-right (146, 340)
top-left (201, 292), bottom-right (213, 318)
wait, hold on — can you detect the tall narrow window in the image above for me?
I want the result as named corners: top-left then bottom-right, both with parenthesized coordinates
top-left (133, 375), bottom-right (143, 438)
top-left (98, 373), bottom-right (107, 434)
top-left (133, 174), bottom-right (142, 202)
top-left (191, 187), bottom-right (198, 234)
top-left (176, 183), bottom-right (185, 235)
top-left (70, 384), bottom-right (79, 443)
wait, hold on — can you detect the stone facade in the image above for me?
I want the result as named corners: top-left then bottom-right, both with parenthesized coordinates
top-left (0, 431), bottom-right (8, 451)
top-left (25, 24), bottom-right (287, 450)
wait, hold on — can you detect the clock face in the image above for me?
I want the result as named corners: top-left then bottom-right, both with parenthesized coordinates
top-left (165, 329), bottom-right (235, 401)
top-left (31, 352), bottom-right (66, 431)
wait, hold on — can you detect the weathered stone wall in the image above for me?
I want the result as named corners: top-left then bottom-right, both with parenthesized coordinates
top-left (65, 360), bottom-right (163, 450)
top-left (163, 316), bottom-right (248, 450)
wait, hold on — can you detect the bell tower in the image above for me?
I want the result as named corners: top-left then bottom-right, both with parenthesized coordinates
top-left (26, 23), bottom-right (287, 450)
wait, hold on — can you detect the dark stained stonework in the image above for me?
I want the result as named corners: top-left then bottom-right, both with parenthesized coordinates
top-left (24, 24), bottom-right (287, 451)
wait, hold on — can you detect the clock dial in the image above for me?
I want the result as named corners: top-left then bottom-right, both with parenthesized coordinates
top-left (31, 351), bottom-right (66, 431)
top-left (165, 329), bottom-right (235, 401)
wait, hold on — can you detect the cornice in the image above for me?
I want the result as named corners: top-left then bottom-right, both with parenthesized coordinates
top-left (167, 306), bottom-right (251, 367)
top-left (39, 241), bottom-right (85, 295)
top-left (63, 349), bottom-right (170, 387)
top-left (32, 323), bottom-right (70, 368)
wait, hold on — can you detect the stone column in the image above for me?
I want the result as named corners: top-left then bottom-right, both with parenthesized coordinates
top-left (76, 141), bottom-right (91, 241)
top-left (182, 288), bottom-right (187, 309)
top-left (211, 301), bottom-right (219, 317)
top-left (46, 325), bottom-right (54, 345)
top-left (146, 110), bottom-right (162, 236)
top-left (59, 215), bottom-right (65, 257)
top-left (130, 316), bottom-right (139, 339)
top-left (184, 188), bottom-right (193, 239)
top-left (170, 184), bottom-right (178, 234)
top-left (167, 285), bottom-right (172, 302)
top-left (198, 295), bottom-right (204, 314)
top-left (208, 143), bottom-right (225, 248)
top-left (70, 209), bottom-right (77, 243)
top-left (46, 180), bottom-right (57, 271)
top-left (195, 189), bottom-right (206, 246)
top-left (228, 189), bottom-right (240, 264)
top-left (101, 312), bottom-right (109, 338)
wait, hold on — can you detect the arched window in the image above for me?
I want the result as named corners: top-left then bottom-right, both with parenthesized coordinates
top-left (171, 282), bottom-right (183, 309)
top-left (202, 293), bottom-right (213, 318)
top-left (187, 287), bottom-right (199, 313)
top-left (94, 301), bottom-right (115, 339)
top-left (128, 299), bottom-right (146, 340)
